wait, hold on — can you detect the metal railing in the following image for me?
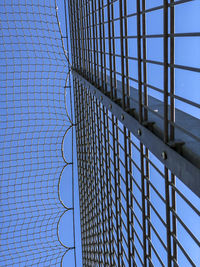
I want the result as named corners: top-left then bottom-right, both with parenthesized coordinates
top-left (68, 0), bottom-right (200, 266)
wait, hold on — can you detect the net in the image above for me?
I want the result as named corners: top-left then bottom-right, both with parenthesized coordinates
top-left (69, 0), bottom-right (200, 266)
top-left (0, 0), bottom-right (72, 265)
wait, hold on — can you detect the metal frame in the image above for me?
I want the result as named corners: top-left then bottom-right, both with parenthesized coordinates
top-left (72, 70), bottom-right (200, 197)
top-left (72, 80), bottom-right (200, 266)
top-left (68, 0), bottom-right (200, 266)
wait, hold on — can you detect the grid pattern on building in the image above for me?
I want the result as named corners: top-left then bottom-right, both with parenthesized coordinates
top-left (68, 0), bottom-right (200, 266)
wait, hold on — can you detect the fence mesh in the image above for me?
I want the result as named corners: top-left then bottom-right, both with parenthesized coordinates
top-left (73, 81), bottom-right (200, 266)
top-left (69, 0), bottom-right (200, 266)
top-left (0, 0), bottom-right (72, 265)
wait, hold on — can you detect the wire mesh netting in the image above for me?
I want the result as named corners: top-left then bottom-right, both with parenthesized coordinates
top-left (69, 0), bottom-right (200, 266)
top-left (0, 1), bottom-right (72, 265)
top-left (73, 79), bottom-right (200, 267)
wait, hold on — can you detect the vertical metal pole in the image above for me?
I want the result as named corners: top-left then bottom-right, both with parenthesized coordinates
top-left (107, 0), bottom-right (113, 98)
top-left (111, 1), bottom-right (117, 99)
top-left (164, 0), bottom-right (169, 144)
top-left (164, 2), bottom-right (172, 266)
top-left (80, 83), bottom-right (90, 265)
top-left (103, 107), bottom-right (114, 266)
top-left (94, 0), bottom-right (100, 85)
top-left (96, 99), bottom-right (107, 265)
top-left (165, 166), bottom-right (172, 267)
top-left (170, 0), bottom-right (175, 142)
top-left (170, 1), bottom-right (177, 265)
top-left (98, 0), bottom-right (103, 89)
top-left (91, 0), bottom-right (97, 80)
top-left (128, 134), bottom-right (135, 265)
top-left (87, 0), bottom-right (93, 81)
top-left (142, 0), bottom-right (148, 122)
top-left (137, 0), bottom-right (143, 123)
top-left (101, 0), bottom-right (107, 92)
top-left (119, 0), bottom-right (126, 108)
top-left (76, 79), bottom-right (87, 265)
top-left (141, 1), bottom-right (151, 264)
top-left (89, 94), bottom-right (99, 264)
top-left (79, 0), bottom-right (86, 74)
top-left (116, 121), bottom-right (125, 266)
top-left (75, 0), bottom-right (82, 70)
top-left (124, 0), bottom-right (130, 108)
top-left (84, 89), bottom-right (92, 264)
top-left (145, 147), bottom-right (151, 263)
top-left (112, 116), bottom-right (121, 265)
top-left (84, 0), bottom-right (90, 76)
top-left (124, 127), bottom-right (131, 266)
top-left (140, 144), bottom-right (147, 267)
